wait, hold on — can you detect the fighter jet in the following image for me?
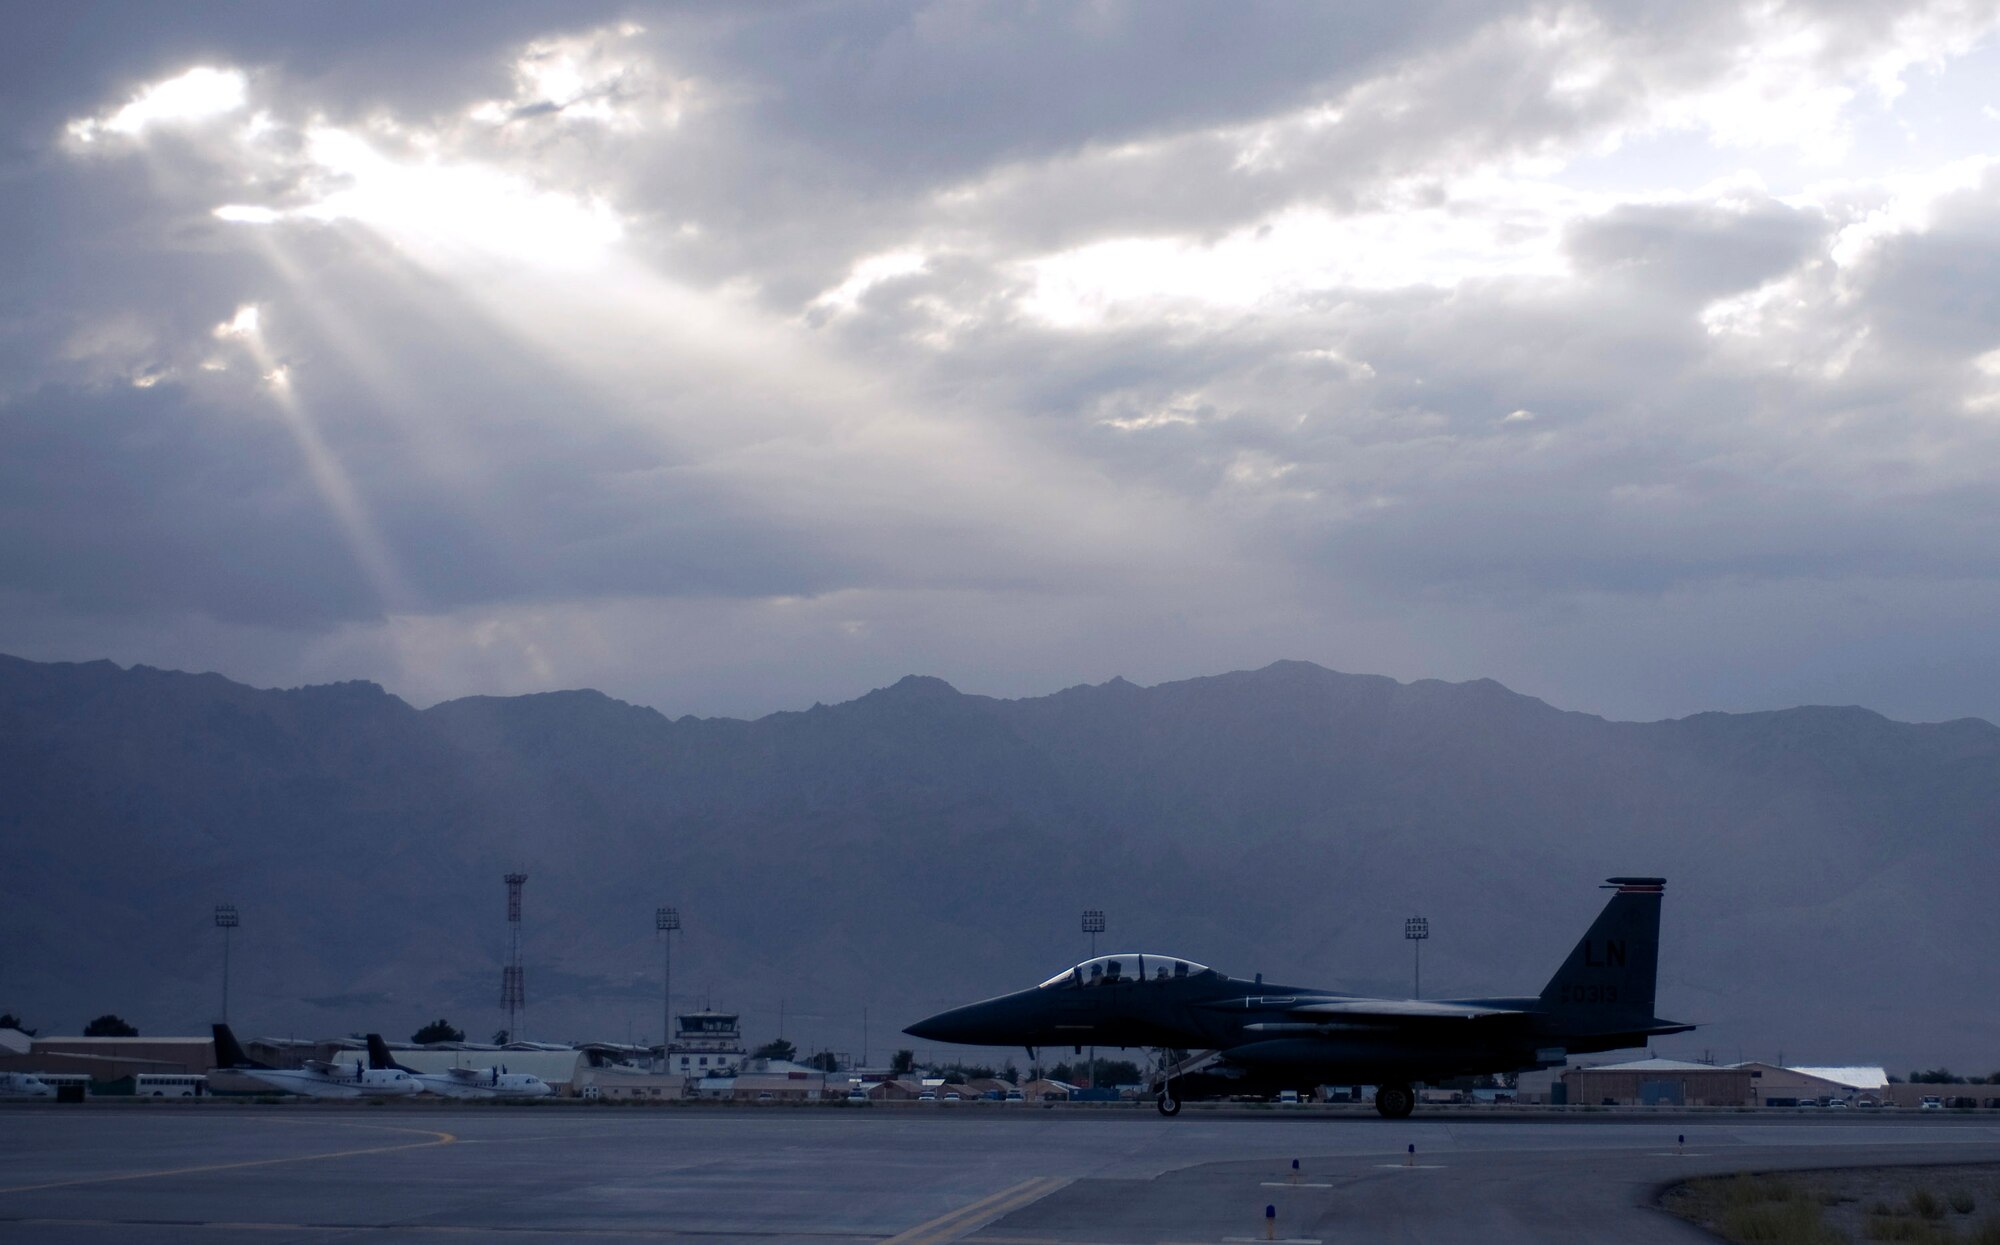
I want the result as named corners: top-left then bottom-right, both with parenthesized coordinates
top-left (905, 877), bottom-right (1692, 1118)
top-left (209, 1023), bottom-right (422, 1098)
top-left (365, 1034), bottom-right (555, 1098)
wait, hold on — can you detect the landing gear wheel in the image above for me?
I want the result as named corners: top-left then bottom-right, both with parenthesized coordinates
top-left (1157, 1092), bottom-right (1181, 1117)
top-left (1375, 1082), bottom-right (1415, 1119)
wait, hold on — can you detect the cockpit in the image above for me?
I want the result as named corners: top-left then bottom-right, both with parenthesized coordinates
top-left (1036, 954), bottom-right (1215, 989)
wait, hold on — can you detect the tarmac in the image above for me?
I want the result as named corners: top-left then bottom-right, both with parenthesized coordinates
top-left (2, 1104), bottom-right (1998, 1244)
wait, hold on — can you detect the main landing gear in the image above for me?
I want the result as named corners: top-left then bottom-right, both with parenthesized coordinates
top-left (1374, 1081), bottom-right (1415, 1119)
top-left (1156, 1090), bottom-right (1181, 1117)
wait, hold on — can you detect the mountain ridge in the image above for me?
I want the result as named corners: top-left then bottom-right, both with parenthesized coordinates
top-left (1, 651), bottom-right (1994, 1073)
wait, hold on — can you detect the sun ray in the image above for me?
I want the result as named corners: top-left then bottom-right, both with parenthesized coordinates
top-left (214, 304), bottom-right (413, 611)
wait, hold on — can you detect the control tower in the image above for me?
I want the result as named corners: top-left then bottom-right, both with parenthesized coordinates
top-left (664, 1011), bottom-right (746, 1077)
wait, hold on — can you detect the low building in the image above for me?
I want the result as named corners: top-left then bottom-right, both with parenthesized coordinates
top-left (866, 1078), bottom-right (922, 1101)
top-left (1020, 1078), bottom-right (1072, 1101)
top-left (729, 1072), bottom-right (830, 1102)
top-left (1561, 1058), bottom-right (1753, 1106)
top-left (0, 1036), bottom-right (217, 1088)
top-left (246, 1036), bottom-right (340, 1069)
top-left (1881, 1082), bottom-right (2000, 1109)
top-left (1734, 1063), bottom-right (1887, 1106)
top-left (593, 1073), bottom-right (689, 1101)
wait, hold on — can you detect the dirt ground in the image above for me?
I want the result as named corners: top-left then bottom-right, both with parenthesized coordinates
top-left (1663, 1164), bottom-right (2000, 1243)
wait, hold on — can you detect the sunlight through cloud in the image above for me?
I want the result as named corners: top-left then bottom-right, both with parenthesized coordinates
top-left (294, 128), bottom-right (624, 271)
top-left (68, 66), bottom-right (246, 144)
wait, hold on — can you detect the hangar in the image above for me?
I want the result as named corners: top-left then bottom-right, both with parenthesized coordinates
top-left (1561, 1058), bottom-right (1891, 1106)
top-left (1561, 1058), bottom-right (1751, 1106)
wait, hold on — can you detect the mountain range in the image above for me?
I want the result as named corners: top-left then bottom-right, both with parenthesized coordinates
top-left (1, 652), bottom-right (1994, 1074)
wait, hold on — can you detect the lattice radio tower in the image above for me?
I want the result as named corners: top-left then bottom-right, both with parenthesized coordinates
top-left (501, 872), bottom-right (527, 1041)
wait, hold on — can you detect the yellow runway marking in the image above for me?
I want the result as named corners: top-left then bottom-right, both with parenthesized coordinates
top-left (0, 1122), bottom-right (456, 1195)
top-left (882, 1176), bottom-right (1069, 1245)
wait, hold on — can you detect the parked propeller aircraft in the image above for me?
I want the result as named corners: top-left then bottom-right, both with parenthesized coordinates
top-left (365, 1034), bottom-right (555, 1098)
top-left (906, 877), bottom-right (1692, 1118)
top-left (210, 1023), bottom-right (421, 1098)
top-left (0, 1072), bottom-right (54, 1098)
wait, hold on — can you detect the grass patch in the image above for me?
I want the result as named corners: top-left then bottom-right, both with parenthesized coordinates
top-left (1720, 1198), bottom-right (1841, 1243)
top-left (1669, 1167), bottom-right (2000, 1245)
top-left (1863, 1214), bottom-right (1959, 1242)
top-left (1670, 1173), bottom-right (1841, 1244)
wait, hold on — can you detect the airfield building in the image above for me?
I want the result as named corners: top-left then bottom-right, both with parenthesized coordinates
top-left (662, 1010), bottom-right (746, 1077)
top-left (1561, 1058), bottom-right (1893, 1106)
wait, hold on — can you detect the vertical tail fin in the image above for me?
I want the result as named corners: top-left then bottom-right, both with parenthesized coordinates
top-left (1538, 877), bottom-right (1664, 1021)
top-left (211, 1022), bottom-right (265, 1069)
top-left (365, 1034), bottom-right (413, 1073)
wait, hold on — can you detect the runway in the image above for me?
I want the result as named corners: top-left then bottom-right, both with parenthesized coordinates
top-left (2, 1106), bottom-right (1998, 1244)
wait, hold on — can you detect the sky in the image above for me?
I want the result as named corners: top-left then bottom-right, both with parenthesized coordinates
top-left (6, 1), bottom-right (2000, 723)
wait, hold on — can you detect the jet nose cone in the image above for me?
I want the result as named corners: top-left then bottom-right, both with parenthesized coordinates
top-left (905, 996), bottom-right (1022, 1046)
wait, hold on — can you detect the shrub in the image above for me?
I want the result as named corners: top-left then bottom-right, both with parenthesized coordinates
top-left (1721, 1198), bottom-right (1837, 1243)
top-left (1865, 1214), bottom-right (1941, 1242)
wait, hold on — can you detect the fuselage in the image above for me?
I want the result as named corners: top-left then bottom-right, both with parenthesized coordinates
top-left (226, 1064), bottom-right (423, 1099)
top-left (413, 1070), bottom-right (554, 1098)
top-left (0, 1072), bottom-right (54, 1098)
top-left (909, 954), bottom-right (1687, 1088)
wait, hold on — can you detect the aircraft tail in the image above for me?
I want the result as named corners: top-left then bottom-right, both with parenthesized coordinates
top-left (211, 1022), bottom-right (267, 1070)
top-left (1537, 877), bottom-right (1664, 1022)
top-left (365, 1034), bottom-right (416, 1073)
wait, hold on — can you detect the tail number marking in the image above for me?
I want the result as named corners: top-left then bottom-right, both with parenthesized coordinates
top-left (1560, 983), bottom-right (1619, 1005)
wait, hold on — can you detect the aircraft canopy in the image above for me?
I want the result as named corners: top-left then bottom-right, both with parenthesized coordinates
top-left (1037, 953), bottom-right (1214, 989)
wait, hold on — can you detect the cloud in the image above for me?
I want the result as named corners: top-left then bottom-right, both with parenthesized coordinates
top-left (8, 1), bottom-right (2000, 726)
top-left (65, 65), bottom-right (246, 144)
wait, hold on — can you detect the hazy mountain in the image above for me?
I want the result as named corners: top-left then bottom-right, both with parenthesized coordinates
top-left (1, 653), bottom-right (1994, 1074)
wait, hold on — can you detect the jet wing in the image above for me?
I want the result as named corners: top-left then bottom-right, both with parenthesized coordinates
top-left (442, 1067), bottom-right (487, 1081)
top-left (302, 1059), bottom-right (346, 1076)
top-left (1285, 999), bottom-right (1522, 1023)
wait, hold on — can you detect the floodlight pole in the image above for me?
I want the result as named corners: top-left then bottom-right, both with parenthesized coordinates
top-left (502, 873), bottom-right (527, 1042)
top-left (214, 904), bottom-right (239, 1021)
top-left (1081, 909), bottom-right (1105, 1089)
top-left (656, 906), bottom-right (679, 1071)
top-left (1405, 916), bottom-right (1429, 998)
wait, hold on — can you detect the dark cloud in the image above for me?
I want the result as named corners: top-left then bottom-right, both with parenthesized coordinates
top-left (5, 0), bottom-right (2000, 725)
top-left (1565, 199), bottom-right (1827, 297)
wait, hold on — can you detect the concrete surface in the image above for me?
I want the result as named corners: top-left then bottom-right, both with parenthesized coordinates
top-left (1, 1104), bottom-right (1996, 1243)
